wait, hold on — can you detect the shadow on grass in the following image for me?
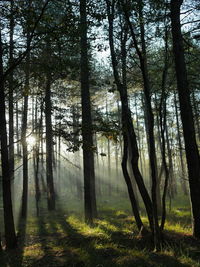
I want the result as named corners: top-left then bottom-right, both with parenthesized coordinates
top-left (31, 208), bottom-right (192, 267)
top-left (0, 207), bottom-right (198, 267)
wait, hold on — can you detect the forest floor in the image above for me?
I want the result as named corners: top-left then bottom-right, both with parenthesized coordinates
top-left (0, 196), bottom-right (200, 267)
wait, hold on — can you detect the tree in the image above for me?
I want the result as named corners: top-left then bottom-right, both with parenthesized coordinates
top-left (45, 54), bottom-right (56, 211)
top-left (8, 0), bottom-right (15, 178)
top-left (170, 0), bottom-right (200, 238)
top-left (80, 0), bottom-right (97, 224)
top-left (105, 0), bottom-right (153, 235)
top-left (21, 7), bottom-right (30, 217)
top-left (0, 29), bottom-right (17, 249)
top-left (121, 0), bottom-right (162, 248)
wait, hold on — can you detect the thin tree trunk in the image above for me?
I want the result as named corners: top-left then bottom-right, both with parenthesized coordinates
top-left (135, 94), bottom-right (144, 175)
top-left (16, 101), bottom-right (21, 156)
top-left (174, 92), bottom-right (187, 195)
top-left (106, 98), bottom-right (111, 195)
top-left (157, 26), bottom-right (170, 230)
top-left (21, 0), bottom-right (31, 219)
top-left (33, 99), bottom-right (41, 216)
top-left (191, 90), bottom-right (200, 142)
top-left (21, 92), bottom-right (29, 218)
top-left (8, 0), bottom-right (15, 178)
top-left (154, 96), bottom-right (163, 216)
top-left (45, 72), bottom-right (55, 210)
top-left (117, 98), bottom-right (123, 156)
top-left (166, 122), bottom-right (176, 198)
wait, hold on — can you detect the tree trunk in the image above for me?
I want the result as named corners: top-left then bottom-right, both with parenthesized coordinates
top-left (122, 133), bottom-right (144, 231)
top-left (135, 94), bottom-right (144, 176)
top-left (33, 97), bottom-right (41, 216)
top-left (106, 98), bottom-right (112, 195)
top-left (16, 101), bottom-right (21, 156)
top-left (138, 1), bottom-right (161, 247)
top-left (191, 90), bottom-right (200, 142)
top-left (8, 0), bottom-right (15, 178)
top-left (123, 0), bottom-right (161, 248)
top-left (80, 0), bottom-right (97, 224)
top-left (21, 93), bottom-right (29, 218)
top-left (45, 73), bottom-right (55, 210)
top-left (0, 29), bottom-right (17, 249)
top-left (174, 91), bottom-right (187, 195)
top-left (171, 0), bottom-right (200, 238)
top-left (166, 122), bottom-right (176, 198)
top-left (106, 0), bottom-right (152, 234)
top-left (21, 0), bottom-right (32, 218)
top-left (157, 28), bottom-right (170, 230)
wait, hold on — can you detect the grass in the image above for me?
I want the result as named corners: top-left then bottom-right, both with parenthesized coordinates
top-left (0, 195), bottom-right (200, 267)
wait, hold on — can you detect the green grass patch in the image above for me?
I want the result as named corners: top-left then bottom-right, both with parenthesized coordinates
top-left (0, 195), bottom-right (200, 267)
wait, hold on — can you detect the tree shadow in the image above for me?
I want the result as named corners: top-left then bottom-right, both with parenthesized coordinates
top-left (33, 208), bottom-right (192, 267)
top-left (0, 207), bottom-right (197, 267)
top-left (33, 211), bottom-right (86, 266)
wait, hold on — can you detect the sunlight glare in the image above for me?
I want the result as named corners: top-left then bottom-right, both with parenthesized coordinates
top-left (27, 135), bottom-right (36, 147)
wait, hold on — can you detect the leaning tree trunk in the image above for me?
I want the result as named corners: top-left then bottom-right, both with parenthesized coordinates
top-left (106, 0), bottom-right (153, 234)
top-left (122, 132), bottom-right (144, 231)
top-left (0, 29), bottom-right (17, 249)
top-left (171, 0), bottom-right (200, 238)
top-left (121, 31), bottom-right (139, 209)
top-left (122, 0), bottom-right (161, 248)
